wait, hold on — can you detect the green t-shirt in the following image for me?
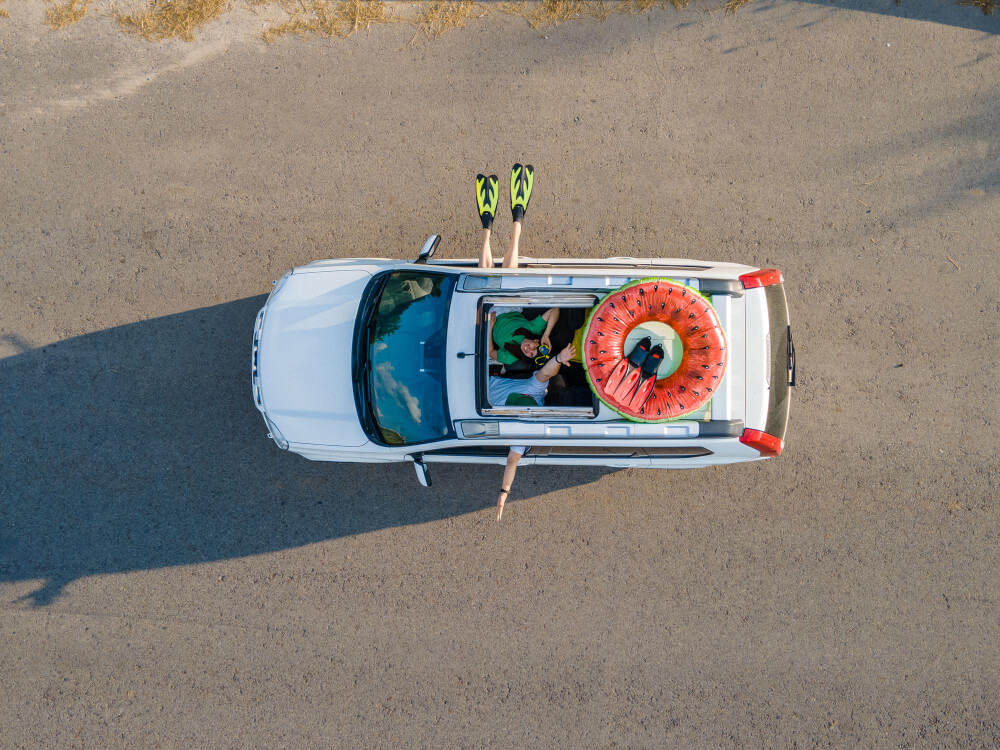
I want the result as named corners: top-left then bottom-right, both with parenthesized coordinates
top-left (492, 311), bottom-right (546, 364)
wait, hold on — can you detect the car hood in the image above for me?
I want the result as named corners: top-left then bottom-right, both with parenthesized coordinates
top-left (258, 269), bottom-right (373, 447)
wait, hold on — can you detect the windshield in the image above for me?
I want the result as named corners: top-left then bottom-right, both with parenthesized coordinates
top-left (365, 271), bottom-right (456, 445)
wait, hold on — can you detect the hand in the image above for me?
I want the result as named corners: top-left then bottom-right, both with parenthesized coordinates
top-left (497, 490), bottom-right (507, 521)
top-left (489, 347), bottom-right (498, 361)
top-left (557, 344), bottom-right (575, 365)
top-left (540, 334), bottom-right (552, 352)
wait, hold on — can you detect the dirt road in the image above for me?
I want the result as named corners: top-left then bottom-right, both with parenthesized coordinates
top-left (2, 1), bottom-right (999, 746)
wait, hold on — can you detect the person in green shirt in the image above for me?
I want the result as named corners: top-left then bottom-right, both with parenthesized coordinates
top-left (489, 308), bottom-right (560, 365)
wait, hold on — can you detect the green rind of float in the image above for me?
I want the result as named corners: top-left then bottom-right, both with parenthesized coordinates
top-left (583, 277), bottom-right (716, 423)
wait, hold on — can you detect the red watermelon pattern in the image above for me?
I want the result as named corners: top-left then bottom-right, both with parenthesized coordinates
top-left (583, 278), bottom-right (728, 422)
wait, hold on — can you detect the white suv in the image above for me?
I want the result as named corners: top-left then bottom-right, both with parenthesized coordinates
top-left (251, 236), bottom-right (795, 486)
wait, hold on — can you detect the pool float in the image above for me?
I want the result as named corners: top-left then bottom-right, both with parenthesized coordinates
top-left (583, 278), bottom-right (727, 422)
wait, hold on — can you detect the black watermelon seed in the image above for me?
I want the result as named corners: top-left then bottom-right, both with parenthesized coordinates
top-left (654, 284), bottom-right (658, 291)
top-left (695, 375), bottom-right (703, 381)
top-left (682, 289), bottom-right (687, 296)
top-left (589, 340), bottom-right (597, 345)
top-left (692, 390), bottom-right (699, 396)
top-left (597, 332), bottom-right (604, 336)
top-left (712, 375), bottom-right (719, 380)
top-left (667, 288), bottom-right (672, 294)
top-left (661, 302), bottom-right (665, 310)
top-left (706, 387), bottom-right (712, 393)
top-left (688, 313), bottom-right (695, 318)
top-left (702, 364), bottom-right (710, 369)
top-left (621, 295), bottom-right (626, 302)
top-left (599, 350), bottom-right (606, 354)
top-left (609, 302), bottom-right (615, 309)
top-left (590, 357), bottom-right (596, 361)
top-left (639, 288), bottom-right (645, 295)
top-left (717, 362), bottom-right (723, 366)
top-left (679, 386), bottom-right (686, 392)
top-left (596, 317), bottom-right (603, 322)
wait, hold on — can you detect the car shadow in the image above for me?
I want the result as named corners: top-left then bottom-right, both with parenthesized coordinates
top-left (0, 297), bottom-right (610, 606)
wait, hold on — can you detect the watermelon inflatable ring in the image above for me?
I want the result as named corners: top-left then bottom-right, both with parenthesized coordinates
top-left (583, 278), bottom-right (728, 422)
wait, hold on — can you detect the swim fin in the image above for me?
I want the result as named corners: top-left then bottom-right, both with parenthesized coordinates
top-left (627, 344), bottom-right (665, 412)
top-left (510, 164), bottom-right (534, 222)
top-left (603, 336), bottom-right (651, 396)
top-left (476, 173), bottom-right (499, 229)
top-left (609, 339), bottom-right (655, 403)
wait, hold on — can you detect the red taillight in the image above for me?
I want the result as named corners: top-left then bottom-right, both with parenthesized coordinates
top-left (740, 429), bottom-right (783, 457)
top-left (739, 268), bottom-right (783, 289)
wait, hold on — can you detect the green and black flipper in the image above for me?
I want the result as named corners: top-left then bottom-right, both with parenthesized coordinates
top-left (510, 163), bottom-right (534, 223)
top-left (476, 173), bottom-right (499, 229)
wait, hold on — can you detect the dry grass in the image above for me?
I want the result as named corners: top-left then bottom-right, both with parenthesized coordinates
top-left (263, 0), bottom-right (394, 43)
top-left (492, 1), bottom-right (527, 14)
top-left (414, 1), bottom-right (478, 38)
top-left (0, 0), bottom-right (8, 19)
top-left (526, 0), bottom-right (587, 27)
top-left (263, 0), bottom-right (344, 42)
top-left (958, 0), bottom-right (996, 13)
top-left (525, 0), bottom-right (669, 28)
top-left (46, 0), bottom-right (90, 28)
top-left (33, 0), bottom-right (991, 43)
top-left (260, 0), bottom-right (668, 41)
top-left (118, 0), bottom-right (230, 41)
top-left (617, 0), bottom-right (659, 12)
top-left (338, 0), bottom-right (391, 34)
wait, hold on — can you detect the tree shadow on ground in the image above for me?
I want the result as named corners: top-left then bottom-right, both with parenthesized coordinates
top-left (766, 0), bottom-right (999, 34)
top-left (0, 297), bottom-right (609, 606)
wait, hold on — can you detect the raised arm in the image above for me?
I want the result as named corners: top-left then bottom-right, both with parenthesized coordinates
top-left (497, 448), bottom-right (523, 521)
top-left (534, 344), bottom-right (575, 384)
top-left (540, 308), bottom-right (560, 350)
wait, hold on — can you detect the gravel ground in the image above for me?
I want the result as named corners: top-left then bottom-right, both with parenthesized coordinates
top-left (1, 1), bottom-right (999, 747)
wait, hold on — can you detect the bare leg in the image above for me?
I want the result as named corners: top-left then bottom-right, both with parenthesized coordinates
top-left (478, 227), bottom-right (493, 268)
top-left (501, 221), bottom-right (522, 268)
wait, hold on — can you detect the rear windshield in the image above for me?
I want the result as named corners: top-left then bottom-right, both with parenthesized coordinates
top-left (764, 284), bottom-right (791, 440)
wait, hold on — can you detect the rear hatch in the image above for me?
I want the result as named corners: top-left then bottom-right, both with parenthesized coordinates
top-left (740, 272), bottom-right (793, 455)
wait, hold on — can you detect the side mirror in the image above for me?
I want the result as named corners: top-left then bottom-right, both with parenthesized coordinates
top-left (413, 458), bottom-right (432, 487)
top-left (416, 234), bottom-right (441, 264)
